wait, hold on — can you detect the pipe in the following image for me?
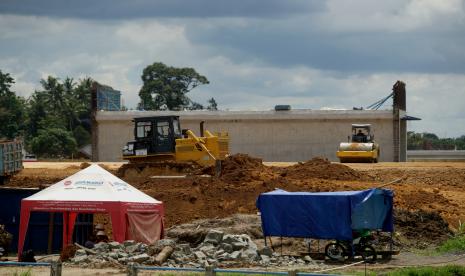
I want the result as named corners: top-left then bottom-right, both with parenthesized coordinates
top-left (200, 121), bottom-right (205, 137)
top-left (0, 261), bottom-right (51, 267)
top-left (204, 130), bottom-right (215, 138)
top-left (136, 266), bottom-right (204, 272)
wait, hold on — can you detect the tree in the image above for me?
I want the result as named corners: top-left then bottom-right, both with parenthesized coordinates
top-left (188, 101), bottom-right (204, 110)
top-left (73, 125), bottom-right (91, 147)
top-left (30, 127), bottom-right (77, 158)
top-left (25, 76), bottom-right (92, 154)
top-left (139, 62), bottom-right (209, 110)
top-left (40, 76), bottom-right (65, 115)
top-left (25, 91), bottom-right (50, 138)
top-left (207, 97), bottom-right (218, 111)
top-left (0, 70), bottom-right (25, 139)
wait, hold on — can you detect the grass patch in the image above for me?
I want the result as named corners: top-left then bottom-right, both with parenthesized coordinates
top-left (436, 220), bottom-right (465, 253)
top-left (13, 268), bottom-right (32, 276)
top-left (386, 265), bottom-right (465, 276)
top-left (438, 236), bottom-right (465, 253)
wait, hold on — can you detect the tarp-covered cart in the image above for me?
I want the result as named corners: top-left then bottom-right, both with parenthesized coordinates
top-left (256, 188), bottom-right (398, 261)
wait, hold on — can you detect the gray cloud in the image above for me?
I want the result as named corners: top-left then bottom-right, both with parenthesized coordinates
top-left (185, 17), bottom-right (465, 74)
top-left (0, 0), bottom-right (324, 19)
top-left (1, 0), bottom-right (464, 137)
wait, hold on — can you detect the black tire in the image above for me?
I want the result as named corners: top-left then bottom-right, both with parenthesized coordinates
top-left (325, 242), bottom-right (346, 261)
top-left (359, 245), bottom-right (377, 263)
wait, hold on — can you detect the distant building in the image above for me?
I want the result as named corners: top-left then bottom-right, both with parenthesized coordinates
top-left (91, 81), bottom-right (414, 162)
top-left (96, 85), bottom-right (121, 111)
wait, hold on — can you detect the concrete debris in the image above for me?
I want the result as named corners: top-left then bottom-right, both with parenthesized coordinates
top-left (204, 229), bottom-right (224, 245)
top-left (154, 246), bottom-right (174, 265)
top-left (129, 253), bottom-right (150, 263)
top-left (68, 232), bottom-right (325, 269)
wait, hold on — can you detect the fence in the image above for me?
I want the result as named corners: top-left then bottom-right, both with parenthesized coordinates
top-left (0, 261), bottom-right (338, 276)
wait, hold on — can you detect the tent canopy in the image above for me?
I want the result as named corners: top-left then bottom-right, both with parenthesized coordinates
top-left (18, 164), bottom-right (164, 259)
top-left (256, 188), bottom-right (393, 240)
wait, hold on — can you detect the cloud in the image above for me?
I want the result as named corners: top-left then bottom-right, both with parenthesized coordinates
top-left (0, 0), bottom-right (323, 19)
top-left (185, 12), bottom-right (465, 74)
top-left (316, 0), bottom-right (465, 32)
top-left (0, 3), bottom-right (464, 137)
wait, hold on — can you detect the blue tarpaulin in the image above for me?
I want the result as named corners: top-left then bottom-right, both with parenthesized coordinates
top-left (256, 188), bottom-right (393, 240)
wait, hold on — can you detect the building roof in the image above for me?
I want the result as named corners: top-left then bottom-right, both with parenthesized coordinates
top-left (96, 109), bottom-right (394, 121)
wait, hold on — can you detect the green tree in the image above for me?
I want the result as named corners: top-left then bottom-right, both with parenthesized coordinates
top-left (0, 70), bottom-right (25, 139)
top-left (73, 125), bottom-right (91, 147)
top-left (207, 97), bottom-right (218, 111)
top-left (188, 101), bottom-right (204, 110)
top-left (40, 76), bottom-right (65, 115)
top-left (456, 136), bottom-right (465, 150)
top-left (25, 76), bottom-right (92, 153)
top-left (139, 62), bottom-right (209, 110)
top-left (25, 91), bottom-right (50, 138)
top-left (30, 127), bottom-right (77, 158)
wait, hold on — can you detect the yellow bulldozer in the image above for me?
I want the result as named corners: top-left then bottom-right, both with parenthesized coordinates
top-left (337, 124), bottom-right (380, 163)
top-left (120, 116), bottom-right (229, 176)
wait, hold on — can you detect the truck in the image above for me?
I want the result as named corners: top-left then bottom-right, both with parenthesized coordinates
top-left (120, 116), bottom-right (229, 176)
top-left (0, 139), bottom-right (23, 185)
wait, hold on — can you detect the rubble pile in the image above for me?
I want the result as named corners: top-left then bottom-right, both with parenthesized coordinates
top-left (0, 225), bottom-right (12, 252)
top-left (70, 230), bottom-right (322, 269)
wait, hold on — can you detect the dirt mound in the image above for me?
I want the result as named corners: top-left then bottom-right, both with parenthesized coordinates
top-left (397, 189), bottom-right (451, 211)
top-left (395, 209), bottom-right (452, 249)
top-left (220, 154), bottom-right (275, 184)
top-left (116, 162), bottom-right (202, 178)
top-left (279, 157), bottom-right (365, 181)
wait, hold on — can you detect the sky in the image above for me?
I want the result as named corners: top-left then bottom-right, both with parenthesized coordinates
top-left (1, 0), bottom-right (464, 137)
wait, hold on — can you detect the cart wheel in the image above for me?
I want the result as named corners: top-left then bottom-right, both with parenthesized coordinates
top-left (325, 242), bottom-right (345, 261)
top-left (360, 245), bottom-right (377, 263)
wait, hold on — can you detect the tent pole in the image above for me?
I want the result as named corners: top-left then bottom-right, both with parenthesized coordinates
top-left (17, 204), bottom-right (31, 260)
top-left (63, 212), bottom-right (68, 249)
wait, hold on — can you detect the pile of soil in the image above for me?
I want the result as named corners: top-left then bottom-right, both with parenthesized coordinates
top-left (220, 154), bottom-right (275, 184)
top-left (278, 157), bottom-right (366, 181)
top-left (395, 209), bottom-right (452, 249)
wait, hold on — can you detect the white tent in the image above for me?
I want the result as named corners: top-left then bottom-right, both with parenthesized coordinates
top-left (18, 164), bottom-right (164, 259)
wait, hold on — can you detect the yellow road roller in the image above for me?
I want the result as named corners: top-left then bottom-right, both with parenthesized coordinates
top-left (337, 124), bottom-right (380, 163)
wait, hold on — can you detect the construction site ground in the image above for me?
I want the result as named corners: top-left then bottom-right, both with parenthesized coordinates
top-left (12, 159), bottom-right (465, 232)
top-left (4, 157), bottom-right (465, 274)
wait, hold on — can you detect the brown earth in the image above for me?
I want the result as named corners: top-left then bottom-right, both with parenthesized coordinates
top-left (7, 156), bottom-right (465, 246)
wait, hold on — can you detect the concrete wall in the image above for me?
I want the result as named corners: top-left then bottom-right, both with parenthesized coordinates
top-left (94, 110), bottom-right (396, 162)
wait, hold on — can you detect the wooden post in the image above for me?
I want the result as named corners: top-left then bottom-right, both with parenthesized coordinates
top-left (127, 263), bottom-right (138, 276)
top-left (205, 265), bottom-right (216, 276)
top-left (50, 260), bottom-right (62, 276)
top-left (288, 269), bottom-right (297, 276)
